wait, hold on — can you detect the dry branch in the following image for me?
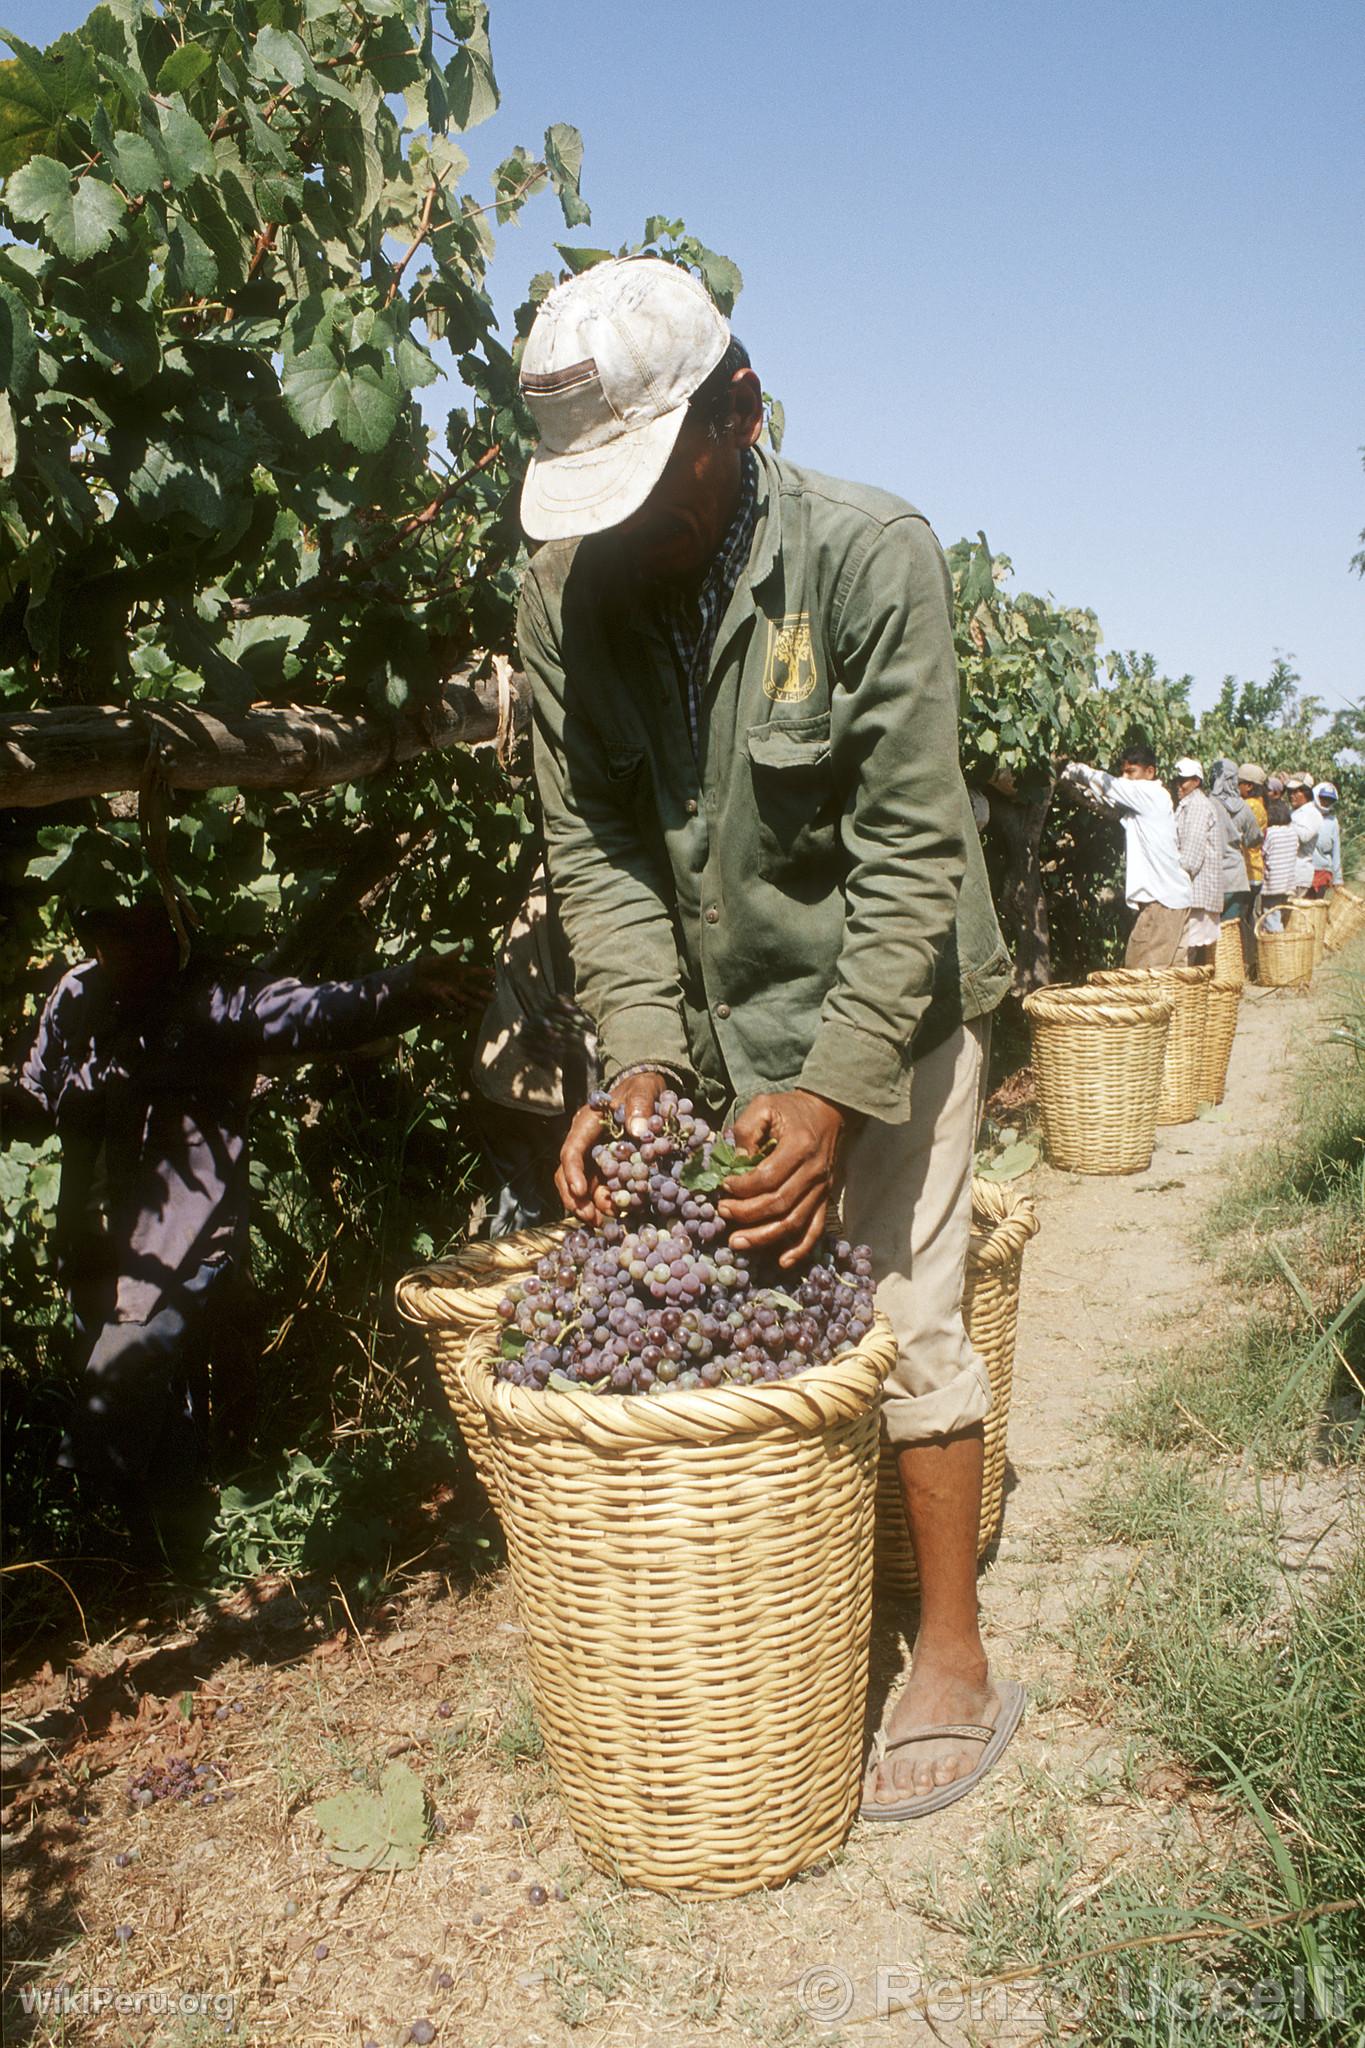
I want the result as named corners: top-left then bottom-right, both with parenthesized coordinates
top-left (0, 667), bottom-right (528, 809)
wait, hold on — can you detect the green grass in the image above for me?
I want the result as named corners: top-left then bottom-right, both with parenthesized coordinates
top-left (979, 959), bottom-right (1365, 2043)
top-left (1108, 963), bottom-right (1365, 1476)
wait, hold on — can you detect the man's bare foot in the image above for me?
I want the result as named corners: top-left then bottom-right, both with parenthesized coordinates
top-left (868, 1651), bottom-right (1001, 1803)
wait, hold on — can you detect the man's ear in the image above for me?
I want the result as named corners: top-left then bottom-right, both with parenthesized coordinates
top-left (731, 368), bottom-right (765, 449)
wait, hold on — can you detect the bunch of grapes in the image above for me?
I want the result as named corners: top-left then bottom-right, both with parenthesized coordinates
top-left (127, 1756), bottom-right (230, 1807)
top-left (494, 1089), bottom-right (877, 1397)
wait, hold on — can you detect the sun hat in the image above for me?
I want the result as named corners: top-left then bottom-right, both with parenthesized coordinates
top-left (1173, 757), bottom-right (1204, 782)
top-left (1284, 773), bottom-right (1313, 792)
top-left (1237, 762), bottom-right (1268, 786)
top-left (518, 257), bottom-right (731, 543)
top-left (1267, 775), bottom-right (1286, 795)
top-left (1314, 781), bottom-right (1339, 805)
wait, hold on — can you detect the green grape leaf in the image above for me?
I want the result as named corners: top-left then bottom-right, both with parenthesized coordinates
top-left (281, 344), bottom-right (402, 452)
top-left (313, 1761), bottom-right (428, 1871)
top-left (678, 1138), bottom-right (768, 1194)
top-left (107, 126), bottom-right (161, 195)
top-left (5, 155), bottom-right (124, 261)
top-left (544, 121), bottom-right (589, 228)
top-left (553, 242), bottom-right (613, 275)
top-left (0, 31), bottom-right (99, 177)
top-left (156, 44), bottom-right (211, 96)
top-left (150, 100), bottom-right (216, 188)
top-left (444, 6), bottom-right (498, 130)
top-left (0, 282), bottom-right (36, 401)
top-left (978, 1140), bottom-right (1039, 1183)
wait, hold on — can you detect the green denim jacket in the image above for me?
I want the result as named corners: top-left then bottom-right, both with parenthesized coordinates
top-left (517, 449), bottom-right (1011, 1123)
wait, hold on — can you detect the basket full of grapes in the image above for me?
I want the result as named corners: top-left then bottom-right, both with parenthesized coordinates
top-left (402, 1090), bottom-right (896, 1896)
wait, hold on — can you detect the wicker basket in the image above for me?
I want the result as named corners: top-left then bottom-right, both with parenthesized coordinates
top-left (1088, 965), bottom-right (1212, 1125)
top-left (1213, 917), bottom-right (1245, 988)
top-left (1288, 895), bottom-right (1328, 969)
top-left (1255, 913), bottom-right (1314, 988)
top-left (874, 1180), bottom-right (1040, 1599)
top-left (1198, 982), bottom-right (1241, 1106)
top-left (395, 1227), bottom-right (568, 1504)
top-left (1325, 887), bottom-right (1365, 952)
top-left (1023, 982), bottom-right (1172, 1174)
top-left (460, 1313), bottom-right (895, 1895)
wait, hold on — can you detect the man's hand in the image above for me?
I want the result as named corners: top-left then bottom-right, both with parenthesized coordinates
top-left (555, 1068), bottom-right (667, 1224)
top-left (717, 1089), bottom-right (848, 1269)
top-left (410, 953), bottom-right (495, 1016)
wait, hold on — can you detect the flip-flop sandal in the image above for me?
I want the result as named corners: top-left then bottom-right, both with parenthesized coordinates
top-left (859, 1679), bottom-right (1026, 1822)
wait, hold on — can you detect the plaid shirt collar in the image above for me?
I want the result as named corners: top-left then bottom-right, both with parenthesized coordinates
top-left (660, 448), bottom-right (759, 757)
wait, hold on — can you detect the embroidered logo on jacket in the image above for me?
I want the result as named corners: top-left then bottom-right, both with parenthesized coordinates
top-left (762, 613), bottom-right (818, 702)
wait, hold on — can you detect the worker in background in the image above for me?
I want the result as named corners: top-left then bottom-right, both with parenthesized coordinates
top-left (1286, 776), bottom-right (1324, 896)
top-left (1237, 763), bottom-right (1269, 923)
top-left (1172, 757), bottom-right (1223, 965)
top-left (1210, 758), bottom-right (1262, 962)
top-left (1310, 783), bottom-right (1343, 896)
top-left (16, 899), bottom-right (486, 1564)
top-left (1060, 744), bottom-right (1192, 967)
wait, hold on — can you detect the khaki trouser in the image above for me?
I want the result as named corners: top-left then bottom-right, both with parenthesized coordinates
top-left (1125, 902), bottom-right (1190, 969)
top-left (841, 1018), bottom-right (993, 1449)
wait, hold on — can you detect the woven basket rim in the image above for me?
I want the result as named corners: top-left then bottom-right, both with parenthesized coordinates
top-left (967, 1179), bottom-right (1041, 1265)
top-left (461, 1320), bottom-right (895, 1446)
top-left (1255, 914), bottom-right (1315, 940)
top-left (394, 1225), bottom-right (569, 1324)
top-left (1088, 964), bottom-right (1212, 988)
top-left (1023, 984), bottom-right (1173, 1025)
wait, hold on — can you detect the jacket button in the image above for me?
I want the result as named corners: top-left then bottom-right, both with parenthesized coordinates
top-left (715, 1002), bottom-right (731, 1020)
top-left (705, 906), bottom-right (720, 924)
top-left (685, 798), bottom-right (698, 816)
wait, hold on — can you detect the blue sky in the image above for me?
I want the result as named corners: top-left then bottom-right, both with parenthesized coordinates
top-left (9, 0), bottom-right (1364, 714)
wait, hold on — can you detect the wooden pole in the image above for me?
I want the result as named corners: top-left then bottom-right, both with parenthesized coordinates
top-left (0, 667), bottom-right (528, 809)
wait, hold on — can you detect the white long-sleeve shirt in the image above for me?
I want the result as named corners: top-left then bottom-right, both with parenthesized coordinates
top-left (1062, 764), bottom-right (1192, 910)
top-left (1292, 802), bottom-right (1322, 889)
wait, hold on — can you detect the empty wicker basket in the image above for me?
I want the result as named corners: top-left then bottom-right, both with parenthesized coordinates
top-left (1088, 965), bottom-right (1213, 1124)
top-left (1023, 982), bottom-right (1172, 1174)
top-left (1289, 895), bottom-right (1328, 969)
top-left (1213, 917), bottom-right (1246, 988)
top-left (1325, 887), bottom-right (1365, 952)
top-left (460, 1310), bottom-right (895, 1895)
top-left (1255, 913), bottom-right (1314, 988)
top-left (1198, 982), bottom-right (1241, 1106)
top-left (874, 1179), bottom-right (1040, 1599)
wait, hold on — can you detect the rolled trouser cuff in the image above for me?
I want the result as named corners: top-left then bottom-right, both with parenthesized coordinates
top-left (881, 1353), bottom-right (993, 1449)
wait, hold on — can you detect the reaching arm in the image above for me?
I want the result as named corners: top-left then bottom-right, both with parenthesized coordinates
top-left (518, 566), bottom-right (692, 1083)
top-left (205, 958), bottom-right (475, 1057)
top-left (1060, 762), bottom-right (1158, 819)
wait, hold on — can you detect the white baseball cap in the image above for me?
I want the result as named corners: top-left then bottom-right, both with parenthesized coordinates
top-left (1174, 757), bottom-right (1204, 781)
top-left (518, 256), bottom-right (730, 543)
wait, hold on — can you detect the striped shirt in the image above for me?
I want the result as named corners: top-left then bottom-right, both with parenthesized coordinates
top-left (1262, 823), bottom-right (1297, 896)
top-left (1175, 786), bottom-right (1223, 916)
top-left (661, 449), bottom-right (759, 756)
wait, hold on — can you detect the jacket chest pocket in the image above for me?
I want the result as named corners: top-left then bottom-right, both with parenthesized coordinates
top-left (745, 714), bottom-right (839, 888)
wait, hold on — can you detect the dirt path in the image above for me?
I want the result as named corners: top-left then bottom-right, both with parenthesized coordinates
top-left (2, 967), bottom-right (1348, 2048)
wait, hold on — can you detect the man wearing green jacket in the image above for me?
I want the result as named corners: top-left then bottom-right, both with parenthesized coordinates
top-left (516, 256), bottom-right (1022, 1819)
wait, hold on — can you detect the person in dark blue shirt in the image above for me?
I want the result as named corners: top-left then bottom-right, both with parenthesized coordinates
top-left (17, 900), bottom-right (481, 1559)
